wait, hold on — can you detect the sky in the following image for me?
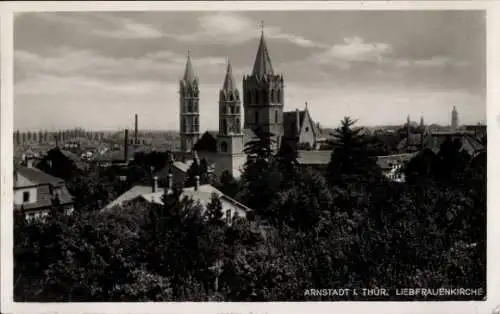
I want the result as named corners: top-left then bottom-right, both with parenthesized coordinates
top-left (13, 10), bottom-right (486, 132)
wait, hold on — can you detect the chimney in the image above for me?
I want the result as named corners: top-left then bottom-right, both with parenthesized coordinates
top-left (194, 175), bottom-right (200, 191)
top-left (167, 173), bottom-right (173, 190)
top-left (296, 108), bottom-right (301, 136)
top-left (134, 114), bottom-right (138, 145)
top-left (152, 176), bottom-right (158, 193)
top-left (124, 129), bottom-right (129, 161)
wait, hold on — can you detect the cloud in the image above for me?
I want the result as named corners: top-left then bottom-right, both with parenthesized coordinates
top-left (91, 15), bottom-right (164, 39)
top-left (176, 12), bottom-right (326, 49)
top-left (34, 12), bottom-right (164, 39)
top-left (15, 46), bottom-right (231, 88)
top-left (314, 37), bottom-right (393, 65)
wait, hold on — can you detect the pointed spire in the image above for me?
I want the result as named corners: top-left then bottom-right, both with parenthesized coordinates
top-left (183, 50), bottom-right (196, 82)
top-left (252, 21), bottom-right (274, 77)
top-left (223, 59), bottom-right (235, 91)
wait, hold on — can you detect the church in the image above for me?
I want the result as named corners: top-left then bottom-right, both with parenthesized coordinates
top-left (177, 28), bottom-right (323, 179)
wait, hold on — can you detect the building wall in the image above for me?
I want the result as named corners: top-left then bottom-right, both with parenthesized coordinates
top-left (14, 186), bottom-right (38, 206)
top-left (215, 135), bottom-right (246, 179)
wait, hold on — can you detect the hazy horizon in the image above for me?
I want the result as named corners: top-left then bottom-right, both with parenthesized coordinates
top-left (14, 10), bottom-right (486, 132)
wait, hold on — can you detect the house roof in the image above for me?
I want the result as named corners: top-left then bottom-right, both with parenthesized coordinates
top-left (375, 153), bottom-right (417, 170)
top-left (398, 132), bottom-right (485, 156)
top-left (103, 183), bottom-right (252, 216)
top-left (194, 131), bottom-right (217, 152)
top-left (296, 150), bottom-right (332, 165)
top-left (173, 160), bottom-right (194, 173)
top-left (283, 108), bottom-right (321, 140)
top-left (103, 185), bottom-right (160, 210)
top-left (16, 166), bottom-right (64, 186)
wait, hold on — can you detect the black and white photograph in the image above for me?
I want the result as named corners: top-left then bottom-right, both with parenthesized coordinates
top-left (2, 1), bottom-right (497, 312)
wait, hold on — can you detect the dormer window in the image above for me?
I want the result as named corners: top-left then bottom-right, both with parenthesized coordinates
top-left (23, 191), bottom-right (30, 203)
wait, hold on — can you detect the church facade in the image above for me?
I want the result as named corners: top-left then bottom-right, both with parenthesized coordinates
top-left (178, 29), bottom-right (321, 179)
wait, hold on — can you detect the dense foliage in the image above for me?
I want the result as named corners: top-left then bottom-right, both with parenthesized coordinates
top-left (15, 117), bottom-right (486, 301)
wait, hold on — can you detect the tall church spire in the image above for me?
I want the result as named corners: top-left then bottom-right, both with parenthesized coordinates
top-left (252, 21), bottom-right (274, 77)
top-left (223, 59), bottom-right (235, 91)
top-left (183, 50), bottom-right (196, 82)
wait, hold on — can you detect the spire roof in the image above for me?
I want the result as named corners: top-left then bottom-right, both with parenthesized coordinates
top-left (183, 51), bottom-right (196, 82)
top-left (222, 59), bottom-right (236, 90)
top-left (251, 25), bottom-right (274, 77)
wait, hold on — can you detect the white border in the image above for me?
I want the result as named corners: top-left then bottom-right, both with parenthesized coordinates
top-left (1, 1), bottom-right (499, 314)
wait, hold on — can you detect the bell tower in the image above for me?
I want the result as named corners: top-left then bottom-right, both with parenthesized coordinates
top-left (243, 22), bottom-right (284, 151)
top-left (216, 59), bottom-right (245, 179)
top-left (179, 51), bottom-right (200, 152)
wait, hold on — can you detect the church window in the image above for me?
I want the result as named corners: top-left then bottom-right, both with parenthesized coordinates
top-left (220, 141), bottom-right (228, 152)
top-left (246, 90), bottom-right (252, 104)
top-left (275, 110), bottom-right (278, 123)
top-left (255, 111), bottom-right (259, 124)
top-left (255, 90), bottom-right (260, 104)
top-left (235, 118), bottom-right (241, 133)
top-left (222, 120), bottom-right (228, 134)
top-left (305, 126), bottom-right (309, 132)
top-left (277, 89), bottom-right (281, 103)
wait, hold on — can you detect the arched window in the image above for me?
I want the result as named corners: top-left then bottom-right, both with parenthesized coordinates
top-left (275, 110), bottom-right (278, 123)
top-left (270, 89), bottom-right (275, 102)
top-left (255, 111), bottom-right (259, 124)
top-left (222, 119), bottom-right (228, 134)
top-left (235, 118), bottom-right (241, 133)
top-left (277, 89), bottom-right (281, 103)
top-left (229, 105), bottom-right (233, 114)
top-left (255, 90), bottom-right (260, 104)
top-left (220, 141), bottom-right (228, 152)
top-left (246, 90), bottom-right (252, 104)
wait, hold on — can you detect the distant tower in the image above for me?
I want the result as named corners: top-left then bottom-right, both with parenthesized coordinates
top-left (243, 22), bottom-right (284, 151)
top-left (134, 114), bottom-right (138, 144)
top-left (420, 115), bottom-right (424, 129)
top-left (216, 59), bottom-right (245, 179)
top-left (451, 106), bottom-right (459, 130)
top-left (406, 114), bottom-right (411, 137)
top-left (179, 51), bottom-right (200, 153)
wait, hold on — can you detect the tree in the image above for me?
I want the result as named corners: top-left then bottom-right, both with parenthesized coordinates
top-left (326, 117), bottom-right (382, 186)
top-left (185, 157), bottom-right (209, 187)
top-left (215, 170), bottom-right (240, 199)
top-left (243, 127), bottom-right (276, 162)
top-left (205, 193), bottom-right (224, 225)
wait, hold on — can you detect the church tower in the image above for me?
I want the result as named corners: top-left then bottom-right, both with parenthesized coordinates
top-left (216, 60), bottom-right (245, 179)
top-left (179, 51), bottom-right (200, 152)
top-left (243, 24), bottom-right (284, 151)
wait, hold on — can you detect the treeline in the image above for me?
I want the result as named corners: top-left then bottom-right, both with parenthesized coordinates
top-left (14, 117), bottom-right (486, 301)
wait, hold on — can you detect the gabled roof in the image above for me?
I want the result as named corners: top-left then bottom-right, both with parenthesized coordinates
top-left (103, 183), bottom-right (252, 217)
top-left (252, 32), bottom-right (274, 77)
top-left (193, 131), bottom-right (217, 152)
top-left (16, 166), bottom-right (64, 186)
top-left (283, 108), bottom-right (321, 139)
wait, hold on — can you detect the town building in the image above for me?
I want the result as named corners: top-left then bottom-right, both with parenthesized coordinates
top-left (102, 174), bottom-right (251, 225)
top-left (14, 159), bottom-right (74, 220)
